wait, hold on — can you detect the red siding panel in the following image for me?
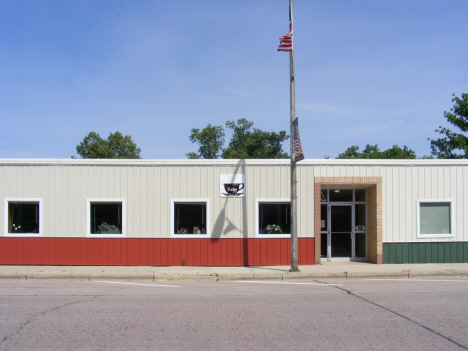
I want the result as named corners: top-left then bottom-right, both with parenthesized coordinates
top-left (208, 240), bottom-right (215, 266)
top-left (147, 239), bottom-right (154, 266)
top-left (247, 239), bottom-right (255, 266)
top-left (159, 239), bottom-right (167, 266)
top-left (213, 239), bottom-right (222, 266)
top-left (185, 240), bottom-right (193, 266)
top-left (260, 240), bottom-right (267, 266)
top-left (97, 239), bottom-right (107, 265)
top-left (169, 239), bottom-right (176, 266)
top-left (0, 237), bottom-right (315, 266)
top-left (129, 239), bottom-right (137, 266)
top-left (233, 239), bottom-right (242, 266)
top-left (299, 238), bottom-right (307, 265)
top-left (267, 240), bottom-right (274, 265)
top-left (193, 240), bottom-right (201, 266)
top-left (107, 239), bottom-right (116, 265)
top-left (227, 240), bottom-right (233, 266)
top-left (200, 240), bottom-right (208, 266)
top-left (141, 239), bottom-right (149, 266)
top-left (173, 240), bottom-right (181, 266)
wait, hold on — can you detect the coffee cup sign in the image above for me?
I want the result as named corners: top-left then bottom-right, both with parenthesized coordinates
top-left (220, 174), bottom-right (245, 197)
top-left (224, 183), bottom-right (244, 195)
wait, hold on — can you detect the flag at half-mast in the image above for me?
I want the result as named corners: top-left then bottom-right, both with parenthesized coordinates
top-left (277, 4), bottom-right (293, 52)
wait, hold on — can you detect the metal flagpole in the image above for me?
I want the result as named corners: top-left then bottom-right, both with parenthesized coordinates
top-left (289, 0), bottom-right (299, 272)
top-left (277, 0), bottom-right (300, 271)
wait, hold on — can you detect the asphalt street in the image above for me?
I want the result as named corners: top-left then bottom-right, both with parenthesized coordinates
top-left (1, 278), bottom-right (468, 350)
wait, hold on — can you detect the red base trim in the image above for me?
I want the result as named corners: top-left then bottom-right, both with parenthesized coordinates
top-left (0, 238), bottom-right (315, 266)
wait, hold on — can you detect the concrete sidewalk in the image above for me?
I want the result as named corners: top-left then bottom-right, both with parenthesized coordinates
top-left (1, 262), bottom-right (468, 281)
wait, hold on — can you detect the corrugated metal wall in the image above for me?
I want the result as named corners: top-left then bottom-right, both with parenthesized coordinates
top-left (1, 161), bottom-right (293, 239)
top-left (1, 159), bottom-right (468, 243)
top-left (0, 237), bottom-right (315, 266)
top-left (383, 242), bottom-right (468, 264)
top-left (299, 162), bottom-right (468, 243)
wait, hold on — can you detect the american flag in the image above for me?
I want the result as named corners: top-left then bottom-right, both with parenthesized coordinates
top-left (277, 4), bottom-right (293, 52)
top-left (293, 117), bottom-right (304, 161)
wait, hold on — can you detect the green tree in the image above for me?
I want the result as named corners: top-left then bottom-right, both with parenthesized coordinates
top-left (106, 131), bottom-right (141, 159)
top-left (222, 119), bottom-right (289, 159)
top-left (337, 144), bottom-right (416, 159)
top-left (186, 119), bottom-right (289, 159)
top-left (75, 131), bottom-right (141, 159)
top-left (429, 93), bottom-right (468, 159)
top-left (186, 124), bottom-right (225, 159)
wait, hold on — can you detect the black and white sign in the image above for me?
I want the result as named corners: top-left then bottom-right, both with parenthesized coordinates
top-left (220, 174), bottom-right (245, 197)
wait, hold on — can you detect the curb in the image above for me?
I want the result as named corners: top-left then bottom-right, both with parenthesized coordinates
top-left (1, 270), bottom-right (467, 281)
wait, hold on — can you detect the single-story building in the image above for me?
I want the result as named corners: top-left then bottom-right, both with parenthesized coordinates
top-left (1, 158), bottom-right (467, 266)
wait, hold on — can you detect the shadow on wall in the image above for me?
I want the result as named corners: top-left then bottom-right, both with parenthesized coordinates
top-left (210, 160), bottom-right (249, 265)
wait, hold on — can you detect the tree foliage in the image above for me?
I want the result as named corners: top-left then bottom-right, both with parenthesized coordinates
top-left (222, 119), bottom-right (289, 159)
top-left (429, 93), bottom-right (468, 159)
top-left (187, 119), bottom-right (289, 159)
top-left (336, 144), bottom-right (416, 159)
top-left (75, 131), bottom-right (141, 159)
top-left (186, 124), bottom-right (225, 159)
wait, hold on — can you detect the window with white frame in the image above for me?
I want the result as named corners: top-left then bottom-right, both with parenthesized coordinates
top-left (4, 199), bottom-right (42, 237)
top-left (256, 199), bottom-right (291, 238)
top-left (87, 199), bottom-right (125, 238)
top-left (171, 199), bottom-right (210, 238)
top-left (417, 199), bottom-right (454, 238)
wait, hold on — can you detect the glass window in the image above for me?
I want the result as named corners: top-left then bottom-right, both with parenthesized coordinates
top-left (329, 189), bottom-right (353, 202)
top-left (174, 203), bottom-right (207, 235)
top-left (355, 204), bottom-right (366, 229)
top-left (355, 189), bottom-right (366, 202)
top-left (321, 233), bottom-right (328, 258)
top-left (258, 203), bottom-right (290, 235)
top-left (321, 190), bottom-right (327, 202)
top-left (87, 199), bottom-right (125, 237)
top-left (321, 204), bottom-right (327, 231)
top-left (90, 202), bottom-right (122, 234)
top-left (355, 233), bottom-right (366, 258)
top-left (418, 201), bottom-right (453, 237)
top-left (7, 201), bottom-right (41, 235)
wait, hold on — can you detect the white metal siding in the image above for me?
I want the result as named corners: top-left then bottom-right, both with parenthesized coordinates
top-left (1, 159), bottom-right (467, 242)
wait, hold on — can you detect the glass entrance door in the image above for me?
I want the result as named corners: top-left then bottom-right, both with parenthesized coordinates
top-left (330, 205), bottom-right (352, 258)
top-left (320, 188), bottom-right (367, 261)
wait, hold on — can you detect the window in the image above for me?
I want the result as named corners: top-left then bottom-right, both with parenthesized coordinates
top-left (87, 199), bottom-right (125, 238)
top-left (417, 200), bottom-right (454, 238)
top-left (4, 199), bottom-right (42, 237)
top-left (255, 199), bottom-right (291, 238)
top-left (355, 189), bottom-right (366, 202)
top-left (171, 199), bottom-right (210, 238)
top-left (329, 189), bottom-right (353, 202)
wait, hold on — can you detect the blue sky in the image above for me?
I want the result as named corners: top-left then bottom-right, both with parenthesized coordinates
top-left (1, 0), bottom-right (467, 159)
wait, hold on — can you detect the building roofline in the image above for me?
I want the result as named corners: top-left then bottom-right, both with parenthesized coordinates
top-left (1, 158), bottom-right (468, 166)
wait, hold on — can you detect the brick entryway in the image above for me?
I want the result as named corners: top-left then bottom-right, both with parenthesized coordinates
top-left (314, 177), bottom-right (382, 264)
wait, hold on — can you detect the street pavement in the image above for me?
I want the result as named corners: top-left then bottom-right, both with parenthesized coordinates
top-left (1, 261), bottom-right (468, 281)
top-left (1, 278), bottom-right (468, 350)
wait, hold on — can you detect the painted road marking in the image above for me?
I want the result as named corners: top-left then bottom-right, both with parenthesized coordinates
top-left (96, 281), bottom-right (181, 288)
top-left (367, 279), bottom-right (468, 282)
top-left (233, 281), bottom-right (343, 286)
